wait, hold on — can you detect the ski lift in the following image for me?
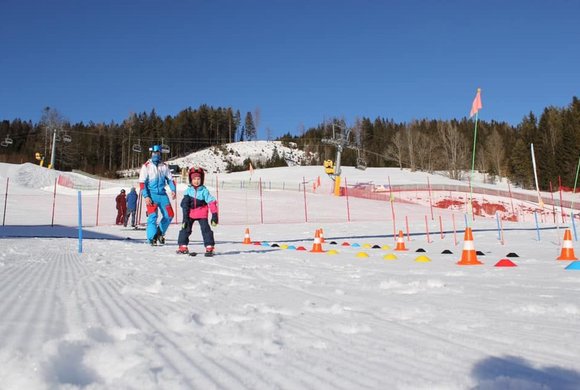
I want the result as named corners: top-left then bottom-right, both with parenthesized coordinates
top-left (132, 143), bottom-right (143, 153)
top-left (4, 135), bottom-right (13, 145)
top-left (0, 141), bottom-right (7, 147)
top-left (356, 158), bottom-right (367, 170)
top-left (355, 149), bottom-right (367, 171)
top-left (62, 133), bottom-right (72, 143)
top-left (160, 144), bottom-right (170, 154)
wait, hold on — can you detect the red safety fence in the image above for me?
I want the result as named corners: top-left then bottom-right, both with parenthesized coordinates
top-left (0, 175), bottom-right (573, 228)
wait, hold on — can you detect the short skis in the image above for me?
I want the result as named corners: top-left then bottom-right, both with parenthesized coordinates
top-left (176, 250), bottom-right (214, 257)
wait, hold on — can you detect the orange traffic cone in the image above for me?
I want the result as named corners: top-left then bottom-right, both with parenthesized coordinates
top-left (242, 228), bottom-right (252, 244)
top-left (319, 228), bottom-right (325, 243)
top-left (310, 229), bottom-right (325, 253)
top-left (457, 227), bottom-right (482, 265)
top-left (394, 230), bottom-right (407, 251)
top-left (557, 229), bottom-right (578, 260)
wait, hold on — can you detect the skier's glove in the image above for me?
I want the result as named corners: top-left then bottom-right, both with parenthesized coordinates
top-left (211, 213), bottom-right (218, 227)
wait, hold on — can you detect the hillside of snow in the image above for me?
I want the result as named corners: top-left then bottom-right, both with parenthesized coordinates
top-left (168, 141), bottom-right (317, 174)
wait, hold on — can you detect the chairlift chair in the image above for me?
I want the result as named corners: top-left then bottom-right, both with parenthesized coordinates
top-left (0, 141), bottom-right (7, 147)
top-left (355, 149), bottom-right (367, 170)
top-left (132, 144), bottom-right (143, 153)
top-left (160, 144), bottom-right (170, 154)
top-left (62, 134), bottom-right (72, 143)
top-left (356, 158), bottom-right (367, 170)
top-left (4, 135), bottom-right (13, 145)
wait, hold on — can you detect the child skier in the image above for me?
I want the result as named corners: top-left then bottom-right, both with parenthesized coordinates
top-left (177, 167), bottom-right (218, 256)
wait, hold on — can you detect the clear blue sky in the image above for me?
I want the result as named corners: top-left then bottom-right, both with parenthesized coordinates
top-left (1, 0), bottom-right (578, 138)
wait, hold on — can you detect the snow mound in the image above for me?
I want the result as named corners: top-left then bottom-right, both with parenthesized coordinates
top-left (168, 141), bottom-right (316, 173)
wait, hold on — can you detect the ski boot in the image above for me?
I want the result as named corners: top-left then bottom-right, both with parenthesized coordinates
top-left (156, 227), bottom-right (165, 245)
top-left (176, 245), bottom-right (189, 254)
top-left (204, 246), bottom-right (215, 257)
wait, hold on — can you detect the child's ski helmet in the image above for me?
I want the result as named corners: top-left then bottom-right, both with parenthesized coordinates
top-left (188, 167), bottom-right (205, 185)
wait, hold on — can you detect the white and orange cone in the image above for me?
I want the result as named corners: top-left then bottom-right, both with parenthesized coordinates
top-left (394, 230), bottom-right (407, 251)
top-left (557, 229), bottom-right (578, 260)
top-left (310, 229), bottom-right (325, 253)
top-left (457, 227), bottom-right (483, 265)
top-left (242, 228), bottom-right (252, 245)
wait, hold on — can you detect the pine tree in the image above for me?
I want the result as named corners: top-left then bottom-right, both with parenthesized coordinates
top-left (244, 112), bottom-right (256, 141)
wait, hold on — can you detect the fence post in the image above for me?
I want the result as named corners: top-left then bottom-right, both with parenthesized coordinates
top-left (96, 179), bottom-right (101, 226)
top-left (51, 177), bottom-right (57, 227)
top-left (2, 177), bottom-right (9, 226)
top-left (302, 176), bottom-right (308, 223)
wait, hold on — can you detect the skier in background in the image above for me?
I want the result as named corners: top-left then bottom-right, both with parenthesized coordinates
top-left (138, 145), bottom-right (176, 245)
top-left (124, 187), bottom-right (138, 227)
top-left (115, 189), bottom-right (126, 225)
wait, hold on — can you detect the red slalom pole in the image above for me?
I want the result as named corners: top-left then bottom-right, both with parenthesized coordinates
top-left (344, 177), bottom-right (351, 222)
top-left (549, 181), bottom-right (556, 224)
top-left (302, 176), bottom-right (308, 223)
top-left (559, 176), bottom-right (565, 223)
top-left (452, 214), bottom-right (457, 246)
top-left (95, 179), bottom-right (101, 226)
top-left (259, 177), bottom-right (264, 224)
top-left (2, 177), bottom-right (9, 226)
top-left (427, 176), bottom-right (434, 220)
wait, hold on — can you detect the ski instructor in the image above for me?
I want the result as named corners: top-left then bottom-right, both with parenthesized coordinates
top-left (139, 144), bottom-right (176, 245)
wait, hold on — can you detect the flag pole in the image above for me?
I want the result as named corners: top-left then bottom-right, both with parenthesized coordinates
top-left (569, 153), bottom-right (580, 213)
top-left (469, 110), bottom-right (479, 222)
top-left (468, 88), bottom-right (482, 225)
top-left (530, 143), bottom-right (544, 209)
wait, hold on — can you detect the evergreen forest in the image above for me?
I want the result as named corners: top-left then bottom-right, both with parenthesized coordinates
top-left (0, 97), bottom-right (579, 191)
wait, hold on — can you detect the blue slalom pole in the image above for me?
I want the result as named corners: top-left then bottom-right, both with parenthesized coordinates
top-left (572, 212), bottom-right (577, 241)
top-left (496, 212), bottom-right (501, 240)
top-left (78, 190), bottom-right (83, 253)
top-left (534, 211), bottom-right (540, 241)
top-left (464, 213), bottom-right (468, 229)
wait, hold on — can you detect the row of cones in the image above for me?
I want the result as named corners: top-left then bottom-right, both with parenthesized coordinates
top-left (243, 226), bottom-right (580, 263)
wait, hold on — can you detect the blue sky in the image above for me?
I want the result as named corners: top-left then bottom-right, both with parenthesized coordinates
top-left (1, 0), bottom-right (578, 138)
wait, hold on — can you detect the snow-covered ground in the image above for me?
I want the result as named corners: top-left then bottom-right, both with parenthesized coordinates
top-left (1, 158), bottom-right (580, 389)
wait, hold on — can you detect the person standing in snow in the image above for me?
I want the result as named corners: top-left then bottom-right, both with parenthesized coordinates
top-left (176, 167), bottom-right (218, 256)
top-left (124, 187), bottom-right (138, 227)
top-left (138, 145), bottom-right (176, 245)
top-left (115, 189), bottom-right (127, 225)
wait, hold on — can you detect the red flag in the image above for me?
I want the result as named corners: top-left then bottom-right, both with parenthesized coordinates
top-left (316, 176), bottom-right (321, 187)
top-left (470, 88), bottom-right (482, 118)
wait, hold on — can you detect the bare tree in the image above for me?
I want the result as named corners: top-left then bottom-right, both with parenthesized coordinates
top-left (485, 129), bottom-right (505, 178)
top-left (253, 107), bottom-right (261, 140)
top-left (405, 121), bottom-right (417, 171)
top-left (437, 121), bottom-right (467, 180)
top-left (39, 107), bottom-right (67, 169)
top-left (384, 130), bottom-right (406, 169)
top-left (415, 132), bottom-right (434, 172)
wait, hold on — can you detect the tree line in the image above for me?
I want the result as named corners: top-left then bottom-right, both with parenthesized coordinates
top-left (1, 97), bottom-right (579, 190)
top-left (0, 105), bottom-right (259, 176)
top-left (279, 96), bottom-right (580, 191)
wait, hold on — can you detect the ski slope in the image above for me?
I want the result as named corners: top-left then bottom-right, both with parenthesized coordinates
top-left (0, 162), bottom-right (579, 389)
